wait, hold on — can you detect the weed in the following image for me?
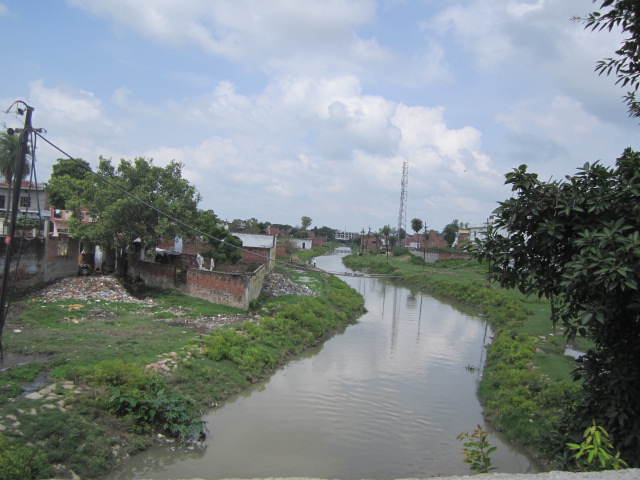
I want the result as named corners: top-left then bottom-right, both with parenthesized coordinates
top-left (456, 425), bottom-right (497, 473)
top-left (0, 433), bottom-right (51, 480)
top-left (567, 421), bottom-right (628, 471)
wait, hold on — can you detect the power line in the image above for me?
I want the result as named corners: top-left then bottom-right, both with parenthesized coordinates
top-left (36, 133), bottom-right (474, 281)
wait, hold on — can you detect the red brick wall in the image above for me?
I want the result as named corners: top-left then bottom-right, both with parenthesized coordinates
top-left (240, 246), bottom-right (274, 270)
top-left (182, 269), bottom-right (249, 309)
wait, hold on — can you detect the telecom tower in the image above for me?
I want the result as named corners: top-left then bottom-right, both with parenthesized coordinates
top-left (397, 160), bottom-right (408, 244)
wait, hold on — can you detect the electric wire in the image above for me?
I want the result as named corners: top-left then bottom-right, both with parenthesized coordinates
top-left (35, 132), bottom-right (477, 280)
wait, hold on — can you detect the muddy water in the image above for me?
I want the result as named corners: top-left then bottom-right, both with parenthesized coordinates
top-left (105, 251), bottom-right (538, 479)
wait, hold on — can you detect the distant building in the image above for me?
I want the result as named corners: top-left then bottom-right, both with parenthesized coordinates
top-left (335, 230), bottom-right (359, 241)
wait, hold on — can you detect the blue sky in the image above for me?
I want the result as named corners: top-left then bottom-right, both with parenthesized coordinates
top-left (2, 0), bottom-right (638, 233)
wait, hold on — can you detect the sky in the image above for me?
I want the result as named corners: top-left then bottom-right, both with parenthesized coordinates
top-left (2, 0), bottom-right (639, 234)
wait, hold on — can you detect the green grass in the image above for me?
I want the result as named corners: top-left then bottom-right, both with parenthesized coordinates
top-left (0, 269), bottom-right (365, 479)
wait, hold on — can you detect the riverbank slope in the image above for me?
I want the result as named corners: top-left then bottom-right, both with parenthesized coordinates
top-left (0, 265), bottom-right (365, 479)
top-left (342, 251), bottom-right (592, 470)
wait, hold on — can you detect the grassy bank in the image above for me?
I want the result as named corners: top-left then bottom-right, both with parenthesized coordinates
top-left (0, 266), bottom-right (365, 479)
top-left (343, 250), bottom-right (590, 468)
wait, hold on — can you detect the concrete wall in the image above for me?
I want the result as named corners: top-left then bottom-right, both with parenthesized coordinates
top-left (129, 261), bottom-right (177, 289)
top-left (0, 235), bottom-right (81, 288)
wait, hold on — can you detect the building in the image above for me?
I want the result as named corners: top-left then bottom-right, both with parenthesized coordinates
top-left (335, 230), bottom-right (359, 241)
top-left (0, 181), bottom-right (50, 234)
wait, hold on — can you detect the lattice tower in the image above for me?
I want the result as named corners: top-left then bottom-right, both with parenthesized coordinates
top-left (397, 160), bottom-right (408, 243)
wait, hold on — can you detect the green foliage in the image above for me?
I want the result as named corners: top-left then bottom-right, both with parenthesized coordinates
top-left (0, 362), bottom-right (45, 403)
top-left (567, 421), bottom-right (628, 471)
top-left (300, 215), bottom-right (312, 230)
top-left (391, 247), bottom-right (406, 257)
top-left (194, 209), bottom-right (242, 264)
top-left (0, 433), bottom-right (51, 480)
top-left (472, 150), bottom-right (640, 465)
top-left (46, 157), bottom-right (92, 209)
top-left (63, 156), bottom-right (201, 261)
top-left (203, 285), bottom-right (365, 381)
top-left (0, 130), bottom-right (30, 184)
top-left (442, 219), bottom-right (461, 246)
top-left (456, 425), bottom-right (497, 474)
top-left (108, 383), bottom-right (205, 442)
top-left (410, 218), bottom-right (423, 234)
top-left (576, 1), bottom-right (640, 117)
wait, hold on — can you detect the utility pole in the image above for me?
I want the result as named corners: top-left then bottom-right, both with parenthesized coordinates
top-left (0, 103), bottom-right (34, 359)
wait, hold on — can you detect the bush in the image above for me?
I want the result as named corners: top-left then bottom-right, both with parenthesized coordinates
top-left (0, 433), bottom-right (51, 480)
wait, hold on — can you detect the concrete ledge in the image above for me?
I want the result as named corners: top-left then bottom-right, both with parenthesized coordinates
top-left (207, 472), bottom-right (640, 480)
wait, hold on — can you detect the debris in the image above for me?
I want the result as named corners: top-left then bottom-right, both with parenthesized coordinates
top-left (262, 273), bottom-right (315, 297)
top-left (31, 275), bottom-right (147, 304)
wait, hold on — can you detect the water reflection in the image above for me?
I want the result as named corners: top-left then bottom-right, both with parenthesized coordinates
top-left (104, 250), bottom-right (538, 479)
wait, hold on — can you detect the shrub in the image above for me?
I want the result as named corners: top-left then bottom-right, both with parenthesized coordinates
top-left (0, 433), bottom-right (51, 480)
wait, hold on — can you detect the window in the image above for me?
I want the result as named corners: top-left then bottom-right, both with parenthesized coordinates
top-left (0, 195), bottom-right (5, 209)
top-left (19, 196), bottom-right (31, 208)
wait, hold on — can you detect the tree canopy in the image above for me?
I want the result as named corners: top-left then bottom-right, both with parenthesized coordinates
top-left (442, 219), bottom-right (460, 246)
top-left (46, 157), bottom-right (92, 209)
top-left (64, 156), bottom-right (202, 259)
top-left (0, 130), bottom-right (30, 184)
top-left (473, 149), bottom-right (640, 465)
top-left (578, 0), bottom-right (640, 117)
top-left (300, 216), bottom-right (312, 230)
top-left (410, 218), bottom-right (423, 235)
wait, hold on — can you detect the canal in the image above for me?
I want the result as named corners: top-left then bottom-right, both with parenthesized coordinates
top-left (105, 249), bottom-right (537, 479)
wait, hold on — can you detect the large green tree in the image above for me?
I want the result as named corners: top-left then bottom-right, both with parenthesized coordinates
top-left (473, 149), bottom-right (640, 466)
top-left (577, 0), bottom-right (640, 117)
top-left (65, 156), bottom-right (201, 271)
top-left (46, 157), bottom-right (92, 209)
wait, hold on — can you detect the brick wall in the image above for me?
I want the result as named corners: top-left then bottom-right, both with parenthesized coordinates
top-left (240, 246), bottom-right (275, 271)
top-left (181, 265), bottom-right (265, 309)
top-left (0, 235), bottom-right (81, 289)
top-left (128, 261), bottom-right (177, 289)
top-left (127, 259), bottom-right (266, 309)
top-left (44, 237), bottom-right (81, 282)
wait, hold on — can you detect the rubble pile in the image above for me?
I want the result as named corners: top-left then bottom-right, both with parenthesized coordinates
top-left (262, 273), bottom-right (315, 297)
top-left (31, 275), bottom-right (147, 304)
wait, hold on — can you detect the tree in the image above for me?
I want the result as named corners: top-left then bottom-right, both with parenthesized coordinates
top-left (380, 225), bottom-right (391, 255)
top-left (301, 216), bottom-right (312, 231)
top-left (410, 218), bottom-right (423, 236)
top-left (576, 1), bottom-right (640, 118)
top-left (194, 209), bottom-right (242, 265)
top-left (312, 225), bottom-right (336, 241)
top-left (472, 149), bottom-right (640, 466)
top-left (46, 157), bottom-right (92, 209)
top-left (442, 219), bottom-right (460, 246)
top-left (65, 156), bottom-right (201, 273)
top-left (0, 131), bottom-right (30, 185)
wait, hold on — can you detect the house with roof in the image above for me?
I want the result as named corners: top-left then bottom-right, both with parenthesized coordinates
top-left (0, 181), bottom-right (50, 235)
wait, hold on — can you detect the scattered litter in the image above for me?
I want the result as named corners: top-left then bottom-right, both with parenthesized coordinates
top-left (262, 273), bottom-right (315, 297)
top-left (30, 276), bottom-right (147, 304)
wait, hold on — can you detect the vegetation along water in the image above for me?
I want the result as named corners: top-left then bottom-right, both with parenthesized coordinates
top-left (342, 248), bottom-right (594, 469)
top-left (0, 263), bottom-right (365, 479)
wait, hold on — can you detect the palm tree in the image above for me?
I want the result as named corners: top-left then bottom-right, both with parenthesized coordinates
top-left (0, 130), bottom-right (31, 220)
top-left (410, 218), bottom-right (423, 239)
